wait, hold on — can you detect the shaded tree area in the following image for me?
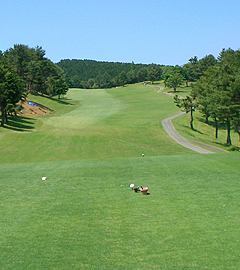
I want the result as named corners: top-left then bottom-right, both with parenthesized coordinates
top-left (4, 44), bottom-right (68, 99)
top-left (182, 54), bottom-right (217, 83)
top-left (162, 55), bottom-right (217, 93)
top-left (179, 48), bottom-right (240, 146)
top-left (0, 57), bottom-right (25, 127)
top-left (0, 44), bottom-right (69, 127)
top-left (57, 59), bottom-right (166, 88)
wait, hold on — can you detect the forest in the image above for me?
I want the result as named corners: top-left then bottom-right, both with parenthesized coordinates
top-left (56, 54), bottom-right (218, 89)
top-left (57, 59), bottom-right (166, 88)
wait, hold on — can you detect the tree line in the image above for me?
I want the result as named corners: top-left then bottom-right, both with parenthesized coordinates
top-left (57, 59), bottom-right (168, 88)
top-left (173, 48), bottom-right (240, 146)
top-left (0, 44), bottom-right (68, 127)
top-left (57, 54), bottom-right (218, 90)
top-left (161, 54), bottom-right (217, 92)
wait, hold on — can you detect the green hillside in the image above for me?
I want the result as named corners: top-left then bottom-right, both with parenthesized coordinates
top-left (0, 83), bottom-right (194, 164)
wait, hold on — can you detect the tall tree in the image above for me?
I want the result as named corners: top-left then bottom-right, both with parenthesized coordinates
top-left (181, 66), bottom-right (190, 87)
top-left (0, 60), bottom-right (25, 126)
top-left (118, 71), bottom-right (127, 86)
top-left (183, 55), bottom-right (217, 83)
top-left (232, 113), bottom-right (240, 141)
top-left (137, 67), bottom-right (148, 82)
top-left (148, 65), bottom-right (162, 84)
top-left (4, 44), bottom-right (68, 98)
top-left (163, 66), bottom-right (184, 92)
top-left (192, 48), bottom-right (240, 145)
top-left (174, 95), bottom-right (197, 130)
top-left (4, 44), bottom-right (33, 82)
top-left (127, 69), bottom-right (138, 84)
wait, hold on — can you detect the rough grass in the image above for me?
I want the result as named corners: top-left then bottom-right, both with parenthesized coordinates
top-left (0, 83), bottom-right (240, 269)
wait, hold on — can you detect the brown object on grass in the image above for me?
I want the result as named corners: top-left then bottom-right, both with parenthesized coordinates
top-left (18, 100), bottom-right (51, 117)
top-left (139, 186), bottom-right (148, 195)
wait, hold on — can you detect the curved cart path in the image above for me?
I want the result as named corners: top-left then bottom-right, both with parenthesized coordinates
top-left (162, 112), bottom-right (228, 154)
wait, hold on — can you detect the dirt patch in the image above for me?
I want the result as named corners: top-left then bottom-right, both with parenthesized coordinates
top-left (19, 100), bottom-right (52, 117)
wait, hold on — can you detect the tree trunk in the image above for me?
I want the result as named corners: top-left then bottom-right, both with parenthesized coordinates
top-left (173, 87), bottom-right (176, 92)
top-left (226, 118), bottom-right (232, 145)
top-left (1, 106), bottom-right (5, 127)
top-left (5, 110), bottom-right (8, 124)
top-left (214, 117), bottom-right (218, 138)
top-left (205, 114), bottom-right (209, 124)
top-left (190, 108), bottom-right (194, 130)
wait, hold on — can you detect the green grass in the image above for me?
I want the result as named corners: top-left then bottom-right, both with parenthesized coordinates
top-left (0, 83), bottom-right (240, 269)
top-left (1, 154), bottom-right (240, 269)
top-left (172, 110), bottom-right (240, 151)
top-left (0, 83), bottom-right (194, 164)
top-left (163, 82), bottom-right (240, 150)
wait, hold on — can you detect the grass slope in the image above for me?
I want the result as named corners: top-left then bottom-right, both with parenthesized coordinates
top-left (0, 82), bottom-right (240, 269)
top-left (0, 83), bottom-right (193, 164)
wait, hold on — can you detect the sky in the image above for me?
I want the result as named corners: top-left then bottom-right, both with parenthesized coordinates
top-left (1, 0), bottom-right (240, 65)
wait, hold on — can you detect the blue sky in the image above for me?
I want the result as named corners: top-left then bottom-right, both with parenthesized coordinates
top-left (1, 0), bottom-right (240, 65)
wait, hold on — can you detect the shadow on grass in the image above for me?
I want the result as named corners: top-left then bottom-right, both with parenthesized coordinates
top-left (229, 146), bottom-right (240, 151)
top-left (182, 125), bottom-right (204, 135)
top-left (47, 96), bottom-right (75, 106)
top-left (147, 82), bottom-right (162, 86)
top-left (198, 117), bottom-right (226, 130)
top-left (183, 124), bottom-right (234, 150)
top-left (211, 140), bottom-right (238, 149)
top-left (31, 93), bottom-right (75, 106)
top-left (167, 90), bottom-right (185, 94)
top-left (4, 116), bottom-right (35, 132)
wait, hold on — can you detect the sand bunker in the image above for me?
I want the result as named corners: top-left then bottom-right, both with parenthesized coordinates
top-left (19, 100), bottom-right (51, 117)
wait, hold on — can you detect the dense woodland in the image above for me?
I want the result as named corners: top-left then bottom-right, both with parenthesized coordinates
top-left (57, 59), bottom-right (166, 88)
top-left (57, 54), bottom-right (217, 89)
top-left (0, 44), bottom-right (239, 146)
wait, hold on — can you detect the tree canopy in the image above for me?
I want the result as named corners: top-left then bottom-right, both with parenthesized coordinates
top-left (0, 58), bottom-right (25, 126)
top-left (0, 44), bottom-right (69, 127)
top-left (163, 66), bottom-right (184, 92)
top-left (4, 44), bottom-right (68, 98)
top-left (57, 60), bottom-right (167, 88)
top-left (190, 48), bottom-right (240, 145)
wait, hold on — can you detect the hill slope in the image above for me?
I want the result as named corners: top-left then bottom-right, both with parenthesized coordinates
top-left (0, 83), bottom-right (194, 164)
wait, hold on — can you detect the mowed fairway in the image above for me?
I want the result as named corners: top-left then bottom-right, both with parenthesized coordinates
top-left (45, 89), bottom-right (124, 130)
top-left (0, 83), bottom-right (240, 269)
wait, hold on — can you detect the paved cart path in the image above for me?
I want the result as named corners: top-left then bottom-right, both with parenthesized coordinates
top-left (162, 112), bottom-right (228, 154)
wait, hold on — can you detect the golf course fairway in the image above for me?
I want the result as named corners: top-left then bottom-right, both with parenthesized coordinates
top-left (0, 83), bottom-right (239, 269)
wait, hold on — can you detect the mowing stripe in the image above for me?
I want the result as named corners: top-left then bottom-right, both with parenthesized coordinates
top-left (45, 89), bottom-right (124, 130)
